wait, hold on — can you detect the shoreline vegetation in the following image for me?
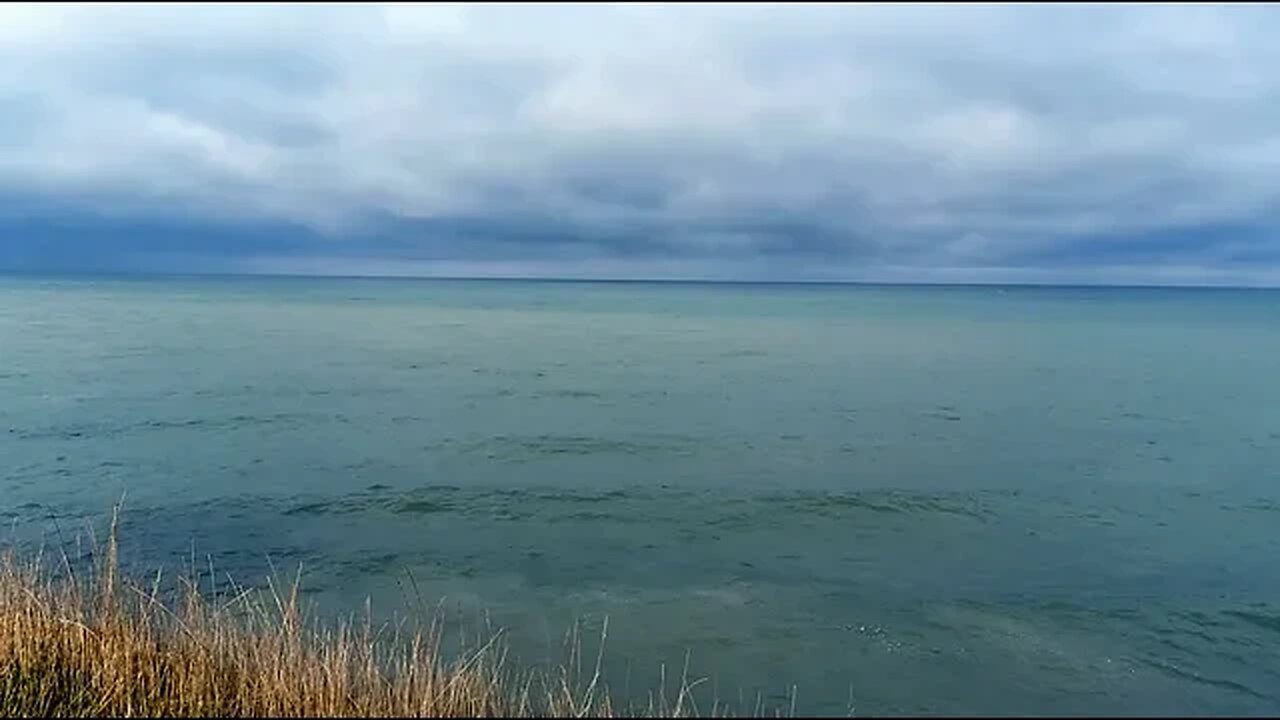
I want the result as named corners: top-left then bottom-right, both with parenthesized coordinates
top-left (1, 507), bottom-right (801, 718)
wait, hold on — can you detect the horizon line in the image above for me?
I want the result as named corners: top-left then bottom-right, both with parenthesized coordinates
top-left (3, 267), bottom-right (1279, 291)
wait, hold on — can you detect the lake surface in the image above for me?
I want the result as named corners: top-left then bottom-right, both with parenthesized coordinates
top-left (3, 275), bottom-right (1280, 715)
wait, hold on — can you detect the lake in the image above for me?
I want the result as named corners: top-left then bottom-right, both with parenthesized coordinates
top-left (3, 275), bottom-right (1279, 715)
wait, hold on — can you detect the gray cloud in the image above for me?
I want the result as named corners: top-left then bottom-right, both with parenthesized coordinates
top-left (1, 3), bottom-right (1279, 284)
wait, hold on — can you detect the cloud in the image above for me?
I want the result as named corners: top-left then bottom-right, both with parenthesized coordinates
top-left (1, 3), bottom-right (1278, 284)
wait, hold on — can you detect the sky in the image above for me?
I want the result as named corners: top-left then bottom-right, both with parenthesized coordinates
top-left (1, 3), bottom-right (1279, 286)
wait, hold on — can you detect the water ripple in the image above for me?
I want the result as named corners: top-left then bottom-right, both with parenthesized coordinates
top-left (452, 434), bottom-right (702, 461)
top-left (11, 412), bottom-right (312, 441)
top-left (1222, 608), bottom-right (1280, 635)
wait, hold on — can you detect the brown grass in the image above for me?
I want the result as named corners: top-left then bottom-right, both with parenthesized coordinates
top-left (0, 506), bottom-right (772, 718)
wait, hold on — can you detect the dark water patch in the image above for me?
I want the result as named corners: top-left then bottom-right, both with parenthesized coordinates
top-left (1171, 610), bottom-right (1231, 630)
top-left (1136, 656), bottom-right (1269, 701)
top-left (282, 496), bottom-right (385, 517)
top-left (533, 489), bottom-right (633, 503)
top-left (245, 485), bottom-right (683, 528)
top-left (806, 495), bottom-right (905, 515)
top-left (283, 501), bottom-right (333, 517)
top-left (262, 485), bottom-right (1016, 531)
top-left (719, 349), bottom-right (768, 358)
top-left (467, 366), bottom-right (553, 379)
top-left (483, 506), bottom-right (534, 522)
top-left (566, 511), bottom-right (626, 522)
top-left (457, 434), bottom-right (701, 461)
top-left (394, 499), bottom-right (453, 515)
top-left (274, 485), bottom-right (469, 519)
top-left (535, 389), bottom-right (603, 400)
top-left (416, 484), bottom-right (464, 494)
top-left (626, 390), bottom-right (671, 399)
top-left (143, 418), bottom-right (210, 430)
top-left (706, 511), bottom-right (758, 531)
top-left (460, 389), bottom-right (519, 399)
top-left (1110, 411), bottom-right (1191, 427)
top-left (9, 424), bottom-right (96, 441)
top-left (12, 412), bottom-right (309, 441)
top-left (765, 490), bottom-right (994, 523)
top-left (1222, 609), bottom-right (1280, 635)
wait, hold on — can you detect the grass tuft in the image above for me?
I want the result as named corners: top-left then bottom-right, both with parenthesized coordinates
top-left (1, 505), bottom-right (795, 718)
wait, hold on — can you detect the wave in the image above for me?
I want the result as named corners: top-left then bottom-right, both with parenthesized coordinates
top-left (9, 412), bottom-right (313, 441)
top-left (1222, 608), bottom-right (1280, 635)
top-left (760, 490), bottom-right (995, 523)
top-left (449, 434), bottom-right (703, 461)
top-left (266, 485), bottom-right (1001, 532)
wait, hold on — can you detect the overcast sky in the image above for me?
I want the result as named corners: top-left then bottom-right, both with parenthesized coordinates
top-left (2, 3), bottom-right (1279, 285)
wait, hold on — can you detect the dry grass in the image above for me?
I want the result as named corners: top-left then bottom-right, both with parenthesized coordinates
top-left (0, 506), bottom-right (765, 718)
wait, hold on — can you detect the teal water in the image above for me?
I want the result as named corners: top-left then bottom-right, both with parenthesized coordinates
top-left (3, 275), bottom-right (1280, 715)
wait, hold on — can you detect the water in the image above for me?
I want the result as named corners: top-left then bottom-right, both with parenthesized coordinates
top-left (3, 274), bottom-right (1279, 715)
